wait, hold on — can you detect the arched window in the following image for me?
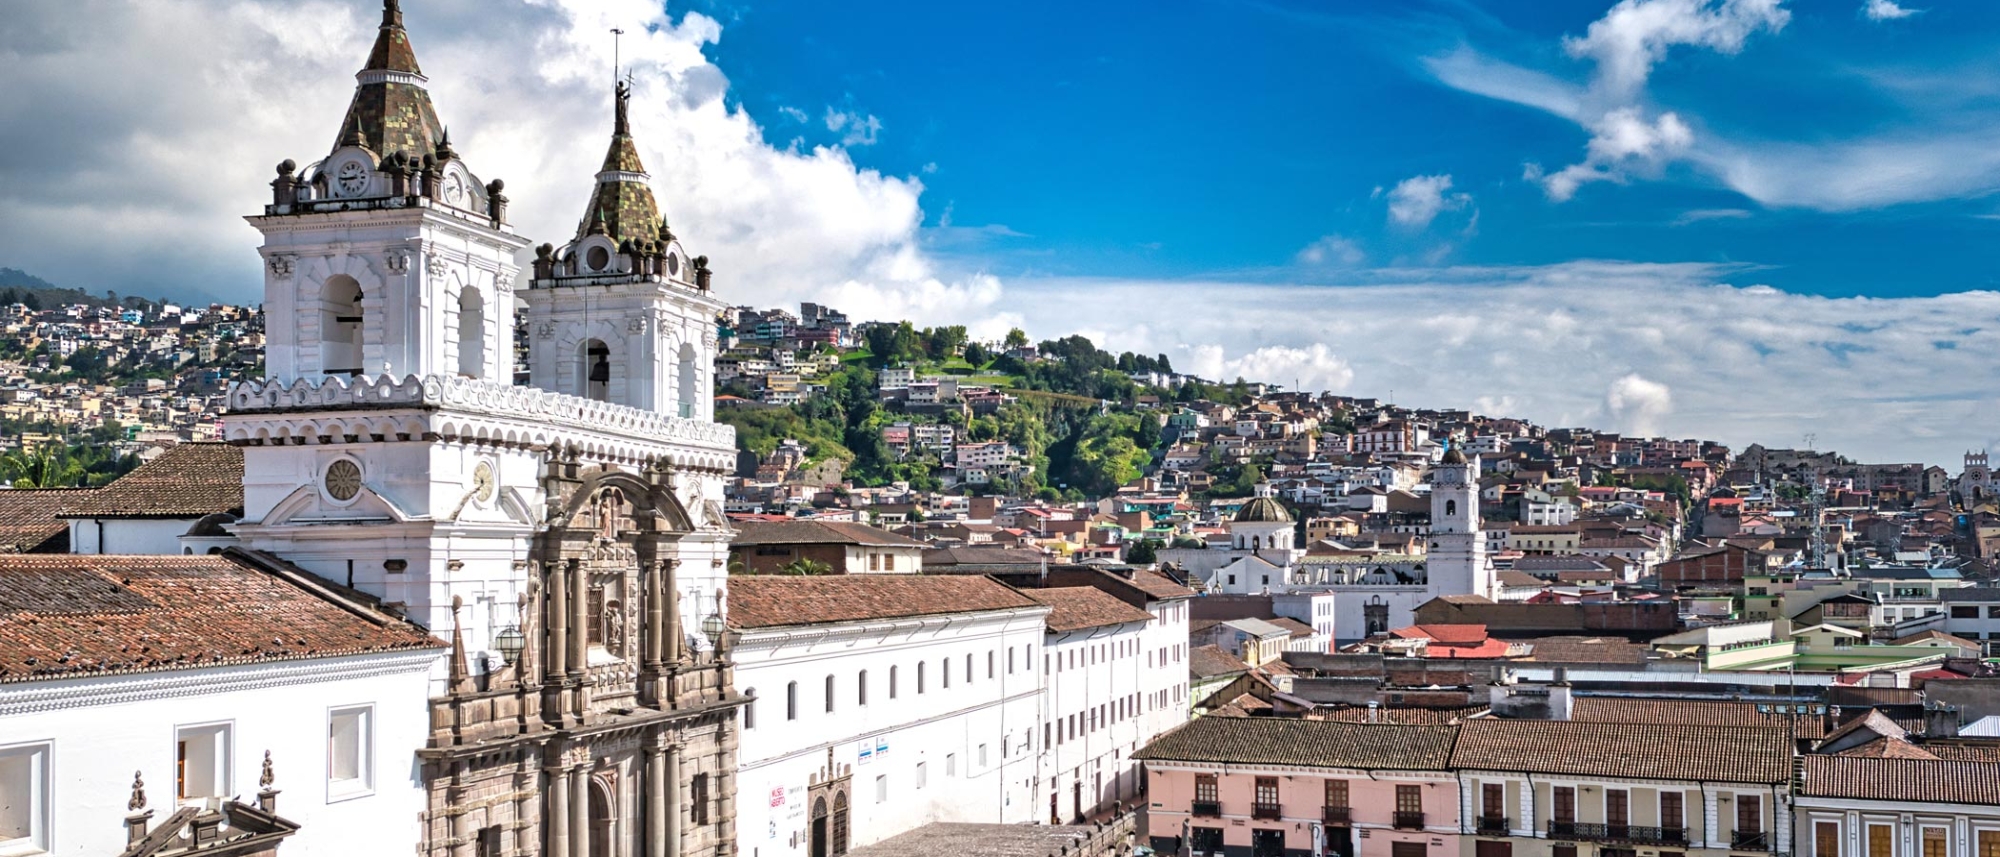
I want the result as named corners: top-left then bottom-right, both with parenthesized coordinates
top-left (825, 674), bottom-right (836, 712)
top-left (832, 790), bottom-right (851, 855)
top-left (677, 341), bottom-right (699, 418)
top-left (744, 688), bottom-right (756, 729)
top-left (320, 276), bottom-right (363, 376)
top-left (917, 662), bottom-right (926, 694)
top-left (1445, 499), bottom-right (1457, 518)
top-left (890, 666), bottom-right (899, 698)
top-left (579, 339), bottom-right (611, 401)
top-left (456, 287), bottom-right (484, 378)
top-left (858, 670), bottom-right (869, 706)
top-left (787, 681), bottom-right (799, 720)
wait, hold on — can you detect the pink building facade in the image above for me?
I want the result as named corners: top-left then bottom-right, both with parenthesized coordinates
top-left (1136, 719), bottom-right (1460, 857)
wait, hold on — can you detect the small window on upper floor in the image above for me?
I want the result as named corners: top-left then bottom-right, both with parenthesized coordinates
top-left (176, 722), bottom-right (232, 804)
top-left (0, 742), bottom-right (49, 854)
top-left (328, 705), bottom-right (374, 800)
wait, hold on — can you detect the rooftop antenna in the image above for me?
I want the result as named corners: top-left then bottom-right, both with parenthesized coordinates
top-left (611, 28), bottom-right (625, 85)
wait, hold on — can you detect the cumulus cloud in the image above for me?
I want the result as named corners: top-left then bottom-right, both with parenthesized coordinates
top-left (999, 262), bottom-right (2000, 466)
top-left (1386, 174), bottom-right (1473, 229)
top-left (0, 0), bottom-right (988, 325)
top-left (1605, 374), bottom-right (1674, 436)
top-left (1862, 0), bottom-right (1918, 21)
top-left (1563, 0), bottom-right (1790, 99)
top-left (1296, 235), bottom-right (1366, 266)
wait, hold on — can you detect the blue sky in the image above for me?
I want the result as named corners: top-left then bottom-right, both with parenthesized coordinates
top-left (9, 0), bottom-right (2000, 463)
top-left (698, 0), bottom-right (2000, 297)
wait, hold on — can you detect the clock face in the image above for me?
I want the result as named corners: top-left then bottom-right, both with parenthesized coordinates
top-left (473, 462), bottom-right (496, 503)
top-left (324, 459), bottom-right (363, 502)
top-left (443, 171), bottom-right (467, 207)
top-left (335, 160), bottom-right (368, 197)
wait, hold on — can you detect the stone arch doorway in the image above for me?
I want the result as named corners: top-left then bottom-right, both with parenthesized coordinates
top-left (588, 776), bottom-right (616, 857)
top-left (810, 796), bottom-right (829, 857)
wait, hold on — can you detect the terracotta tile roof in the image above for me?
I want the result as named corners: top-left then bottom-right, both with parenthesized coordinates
top-left (1801, 756), bottom-right (2000, 804)
top-left (1126, 568), bottom-right (1198, 600)
top-left (0, 553), bottom-right (440, 683)
top-left (1022, 586), bottom-right (1155, 632)
top-left (1268, 617), bottom-right (1314, 637)
top-left (63, 443), bottom-right (243, 518)
top-left (1136, 716), bottom-right (1459, 770)
top-left (1835, 737), bottom-right (1939, 760)
top-left (1314, 704), bottom-right (1489, 725)
top-left (1569, 697), bottom-right (1832, 738)
top-left (1391, 624), bottom-right (1488, 644)
top-left (1451, 719), bottom-right (1793, 783)
top-left (1189, 644), bottom-right (1250, 679)
top-left (1518, 636), bottom-right (1651, 665)
top-left (1922, 741), bottom-right (2000, 762)
top-left (0, 488), bottom-right (92, 552)
top-left (726, 575), bottom-right (1040, 629)
top-left (732, 520), bottom-right (928, 548)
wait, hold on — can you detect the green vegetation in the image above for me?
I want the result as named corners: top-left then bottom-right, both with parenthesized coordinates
top-left (0, 425), bottom-right (142, 487)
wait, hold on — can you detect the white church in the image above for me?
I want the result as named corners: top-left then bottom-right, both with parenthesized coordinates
top-left (0, 2), bottom-right (744, 855)
top-left (1162, 444), bottom-right (1498, 643)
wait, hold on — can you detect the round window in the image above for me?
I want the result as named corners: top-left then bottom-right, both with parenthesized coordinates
top-left (667, 253), bottom-right (680, 276)
top-left (587, 246), bottom-right (611, 271)
top-left (324, 459), bottom-right (363, 501)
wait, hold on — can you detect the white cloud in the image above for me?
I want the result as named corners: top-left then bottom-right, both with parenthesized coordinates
top-left (1672, 207), bottom-right (1753, 225)
top-left (1605, 373), bottom-right (1674, 436)
top-left (824, 108), bottom-right (883, 146)
top-left (1296, 235), bottom-right (1366, 266)
top-left (998, 262), bottom-right (2000, 466)
top-left (1386, 174), bottom-right (1472, 229)
top-left (0, 0), bottom-right (987, 325)
top-left (1563, 0), bottom-right (1790, 98)
top-left (1862, 0), bottom-right (1919, 21)
top-left (776, 105), bottom-right (809, 123)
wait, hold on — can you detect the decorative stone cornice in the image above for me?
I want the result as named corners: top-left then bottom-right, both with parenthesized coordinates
top-left (0, 648), bottom-right (441, 717)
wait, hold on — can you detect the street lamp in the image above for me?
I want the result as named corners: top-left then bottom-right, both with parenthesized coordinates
top-left (701, 611), bottom-right (725, 648)
top-left (493, 625), bottom-right (525, 665)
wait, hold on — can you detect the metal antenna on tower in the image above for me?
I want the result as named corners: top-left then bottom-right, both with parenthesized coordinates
top-left (611, 28), bottom-right (626, 84)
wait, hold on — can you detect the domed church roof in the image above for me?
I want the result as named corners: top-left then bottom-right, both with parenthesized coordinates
top-left (1233, 496), bottom-right (1293, 524)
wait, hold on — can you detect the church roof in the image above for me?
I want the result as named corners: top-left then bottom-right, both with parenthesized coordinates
top-left (576, 82), bottom-right (665, 248)
top-left (1441, 444), bottom-right (1468, 465)
top-left (331, 0), bottom-right (447, 161)
top-left (1233, 496), bottom-right (1293, 523)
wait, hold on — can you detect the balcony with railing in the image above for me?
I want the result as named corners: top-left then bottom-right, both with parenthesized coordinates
top-left (1734, 831), bottom-right (1771, 851)
top-left (1252, 803), bottom-right (1283, 821)
top-left (1547, 823), bottom-right (1687, 845)
top-left (1394, 811), bottom-right (1426, 830)
top-left (1191, 801), bottom-right (1221, 819)
top-left (1478, 816), bottom-right (1511, 834)
top-left (1322, 806), bottom-right (1351, 826)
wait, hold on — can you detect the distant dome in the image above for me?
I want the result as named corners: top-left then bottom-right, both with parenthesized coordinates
top-left (1234, 496), bottom-right (1293, 524)
top-left (1441, 445), bottom-right (1467, 465)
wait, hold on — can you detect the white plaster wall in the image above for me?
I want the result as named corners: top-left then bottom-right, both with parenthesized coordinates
top-left (0, 650), bottom-right (439, 857)
top-left (66, 518), bottom-right (194, 555)
top-left (1041, 620), bottom-right (1158, 823)
top-left (734, 608), bottom-right (1048, 857)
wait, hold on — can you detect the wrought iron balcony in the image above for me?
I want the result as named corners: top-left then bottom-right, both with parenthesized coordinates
top-left (1252, 803), bottom-right (1283, 821)
top-left (1321, 806), bottom-right (1351, 826)
top-left (1394, 811), bottom-right (1425, 830)
top-left (1549, 822), bottom-right (1688, 845)
top-left (1191, 801), bottom-right (1222, 818)
top-left (1734, 832), bottom-right (1771, 851)
top-left (1478, 816), bottom-right (1511, 834)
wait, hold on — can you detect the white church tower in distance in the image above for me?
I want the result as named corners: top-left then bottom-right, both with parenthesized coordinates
top-left (1427, 442), bottom-right (1497, 600)
top-left (227, 4), bottom-right (743, 853)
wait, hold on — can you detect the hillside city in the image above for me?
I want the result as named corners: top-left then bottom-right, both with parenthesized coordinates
top-left (6, 4), bottom-right (2000, 857)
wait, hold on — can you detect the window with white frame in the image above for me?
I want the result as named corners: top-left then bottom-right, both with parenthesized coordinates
top-left (875, 775), bottom-right (887, 803)
top-left (0, 742), bottom-right (49, 854)
top-left (176, 722), bottom-right (231, 803)
top-left (916, 761), bottom-right (927, 789)
top-left (327, 705), bottom-right (373, 798)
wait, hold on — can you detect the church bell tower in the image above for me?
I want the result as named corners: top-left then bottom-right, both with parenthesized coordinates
top-left (1429, 443), bottom-right (1495, 599)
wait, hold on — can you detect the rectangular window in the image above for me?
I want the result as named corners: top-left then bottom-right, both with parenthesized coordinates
top-left (1009, 648), bottom-right (1017, 673)
top-left (1660, 792), bottom-right (1683, 831)
top-left (0, 742), bottom-right (49, 852)
top-left (1476, 842), bottom-right (1513, 857)
top-left (1397, 784), bottom-right (1422, 813)
top-left (1977, 830), bottom-right (1998, 857)
top-left (788, 682), bottom-right (799, 720)
top-left (1607, 789), bottom-right (1629, 828)
top-left (875, 775), bottom-right (887, 803)
top-left (916, 762), bottom-right (928, 790)
top-left (1483, 783), bottom-right (1504, 820)
top-left (1195, 774), bottom-right (1219, 803)
top-left (967, 653), bottom-right (974, 683)
top-left (477, 826), bottom-right (503, 857)
top-left (1325, 779), bottom-right (1348, 807)
top-left (946, 753), bottom-right (956, 777)
top-left (1871, 825), bottom-right (1894, 857)
top-left (1255, 776), bottom-right (1279, 805)
top-left (1738, 795), bottom-right (1762, 836)
top-left (328, 705), bottom-right (373, 798)
top-left (988, 650), bottom-right (995, 679)
top-left (890, 667), bottom-right (899, 699)
top-left (943, 660), bottom-right (951, 688)
top-left (1552, 786), bottom-right (1576, 824)
top-left (826, 675), bottom-right (837, 712)
top-left (691, 773), bottom-right (711, 825)
top-left (979, 744), bottom-right (988, 767)
top-left (1818, 822), bottom-right (1842, 857)
top-left (176, 722), bottom-right (231, 802)
top-left (1923, 828), bottom-right (1947, 857)
top-left (859, 671), bottom-right (869, 707)
top-left (918, 663), bottom-right (927, 694)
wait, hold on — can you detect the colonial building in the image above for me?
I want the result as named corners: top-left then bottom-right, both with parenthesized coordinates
top-left (221, 2), bottom-right (744, 854)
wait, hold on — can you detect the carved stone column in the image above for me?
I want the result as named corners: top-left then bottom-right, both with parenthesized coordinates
top-left (570, 764), bottom-right (590, 857)
top-left (546, 765), bottom-right (571, 857)
top-left (646, 737), bottom-right (668, 857)
top-left (570, 557), bottom-right (589, 723)
top-left (666, 743), bottom-right (684, 857)
top-left (665, 560), bottom-right (683, 666)
top-left (545, 560), bottom-right (570, 722)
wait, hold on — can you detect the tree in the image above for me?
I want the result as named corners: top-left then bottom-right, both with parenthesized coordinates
top-left (963, 342), bottom-right (992, 367)
top-left (1125, 539), bottom-right (1161, 565)
top-left (1003, 328), bottom-right (1029, 350)
top-left (777, 558), bottom-right (832, 576)
top-left (0, 448), bottom-right (86, 488)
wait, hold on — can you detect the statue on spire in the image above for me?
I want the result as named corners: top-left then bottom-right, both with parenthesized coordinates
top-left (615, 80), bottom-right (633, 136)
